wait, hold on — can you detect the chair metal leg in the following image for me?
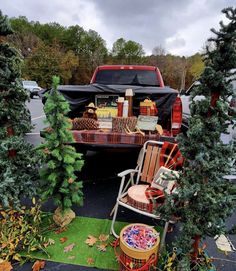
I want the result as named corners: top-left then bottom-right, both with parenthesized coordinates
top-left (110, 202), bottom-right (119, 238)
top-left (109, 205), bottom-right (116, 217)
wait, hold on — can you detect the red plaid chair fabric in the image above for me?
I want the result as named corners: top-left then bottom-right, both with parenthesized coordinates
top-left (159, 141), bottom-right (184, 170)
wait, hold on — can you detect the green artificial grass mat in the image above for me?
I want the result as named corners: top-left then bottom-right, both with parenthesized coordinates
top-left (25, 216), bottom-right (163, 270)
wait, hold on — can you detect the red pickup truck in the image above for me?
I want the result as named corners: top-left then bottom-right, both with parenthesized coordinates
top-left (57, 65), bottom-right (183, 150)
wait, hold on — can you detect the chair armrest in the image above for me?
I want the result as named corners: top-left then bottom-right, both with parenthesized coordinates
top-left (118, 169), bottom-right (138, 178)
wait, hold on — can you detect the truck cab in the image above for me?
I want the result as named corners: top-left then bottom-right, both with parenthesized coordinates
top-left (90, 65), bottom-right (164, 87)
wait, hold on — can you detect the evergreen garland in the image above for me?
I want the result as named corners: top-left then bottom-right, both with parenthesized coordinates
top-left (160, 7), bottom-right (236, 264)
top-left (38, 76), bottom-right (84, 210)
top-left (0, 11), bottom-right (38, 209)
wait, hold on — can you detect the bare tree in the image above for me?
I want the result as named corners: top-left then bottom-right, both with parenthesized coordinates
top-left (152, 44), bottom-right (166, 56)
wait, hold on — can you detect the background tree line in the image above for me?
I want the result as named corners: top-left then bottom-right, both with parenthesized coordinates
top-left (7, 16), bottom-right (204, 90)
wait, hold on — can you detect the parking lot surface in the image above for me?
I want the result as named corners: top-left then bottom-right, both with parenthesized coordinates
top-left (15, 98), bottom-right (236, 270)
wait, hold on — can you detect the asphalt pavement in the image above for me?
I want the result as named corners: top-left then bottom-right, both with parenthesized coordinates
top-left (15, 98), bottom-right (236, 270)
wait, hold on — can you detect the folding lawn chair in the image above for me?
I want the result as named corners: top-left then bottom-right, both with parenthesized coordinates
top-left (110, 140), bottom-right (184, 250)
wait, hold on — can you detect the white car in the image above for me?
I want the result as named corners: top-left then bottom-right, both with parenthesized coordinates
top-left (181, 80), bottom-right (236, 116)
top-left (22, 80), bottom-right (42, 98)
top-left (180, 79), bottom-right (236, 140)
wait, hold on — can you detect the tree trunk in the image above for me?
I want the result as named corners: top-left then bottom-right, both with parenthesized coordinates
top-left (210, 92), bottom-right (220, 108)
top-left (7, 126), bottom-right (16, 157)
top-left (191, 235), bottom-right (201, 262)
top-left (207, 92), bottom-right (220, 117)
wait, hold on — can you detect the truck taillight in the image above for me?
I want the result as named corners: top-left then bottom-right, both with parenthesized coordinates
top-left (172, 96), bottom-right (182, 136)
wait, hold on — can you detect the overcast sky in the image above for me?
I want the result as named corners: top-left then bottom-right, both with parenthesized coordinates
top-left (1, 0), bottom-right (235, 56)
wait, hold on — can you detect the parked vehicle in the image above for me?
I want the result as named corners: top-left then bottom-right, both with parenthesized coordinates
top-left (42, 65), bottom-right (183, 151)
top-left (180, 79), bottom-right (236, 138)
top-left (181, 76), bottom-right (236, 114)
top-left (22, 80), bottom-right (42, 98)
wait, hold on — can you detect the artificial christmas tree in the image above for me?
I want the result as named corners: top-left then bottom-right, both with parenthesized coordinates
top-left (160, 7), bottom-right (236, 269)
top-left (38, 76), bottom-right (84, 226)
top-left (0, 11), bottom-right (38, 208)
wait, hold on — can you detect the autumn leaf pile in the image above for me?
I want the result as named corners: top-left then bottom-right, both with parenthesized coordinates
top-left (0, 203), bottom-right (47, 262)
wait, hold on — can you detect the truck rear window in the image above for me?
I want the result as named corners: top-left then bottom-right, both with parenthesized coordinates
top-left (94, 70), bottom-right (160, 86)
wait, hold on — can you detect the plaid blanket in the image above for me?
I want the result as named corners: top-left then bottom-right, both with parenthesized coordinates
top-left (72, 130), bottom-right (161, 145)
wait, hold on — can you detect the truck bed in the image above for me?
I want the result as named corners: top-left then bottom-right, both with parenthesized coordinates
top-left (58, 83), bottom-right (178, 131)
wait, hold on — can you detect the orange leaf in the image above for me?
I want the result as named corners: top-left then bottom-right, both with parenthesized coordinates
top-left (43, 242), bottom-right (49, 248)
top-left (0, 261), bottom-right (13, 271)
top-left (55, 227), bottom-right (67, 234)
top-left (85, 235), bottom-right (97, 246)
top-left (99, 234), bottom-right (109, 242)
top-left (60, 237), bottom-right (68, 243)
top-left (1, 243), bottom-right (8, 249)
top-left (64, 243), bottom-right (75, 253)
top-left (87, 257), bottom-right (95, 265)
top-left (43, 238), bottom-right (55, 247)
top-left (97, 243), bottom-right (107, 252)
top-left (32, 260), bottom-right (45, 271)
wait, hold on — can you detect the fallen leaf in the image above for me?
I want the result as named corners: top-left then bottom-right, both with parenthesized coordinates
top-left (55, 227), bottom-right (67, 234)
top-left (43, 242), bottom-right (49, 248)
top-left (64, 243), bottom-right (75, 253)
top-left (32, 260), bottom-right (45, 271)
top-left (99, 234), bottom-right (109, 242)
top-left (48, 238), bottom-right (55, 245)
top-left (1, 243), bottom-right (8, 249)
top-left (68, 256), bottom-right (75, 260)
top-left (60, 237), bottom-right (68, 243)
top-left (0, 261), bottom-right (13, 271)
top-left (13, 253), bottom-right (21, 261)
top-left (43, 238), bottom-right (55, 247)
top-left (97, 243), bottom-right (107, 252)
top-left (85, 235), bottom-right (97, 246)
top-left (87, 257), bottom-right (95, 265)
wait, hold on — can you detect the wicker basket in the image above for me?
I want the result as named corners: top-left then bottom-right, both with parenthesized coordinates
top-left (115, 224), bottom-right (160, 271)
top-left (112, 116), bottom-right (137, 133)
top-left (72, 118), bottom-right (99, 130)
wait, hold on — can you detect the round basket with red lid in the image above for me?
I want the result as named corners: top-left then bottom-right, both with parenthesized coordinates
top-left (115, 223), bottom-right (160, 271)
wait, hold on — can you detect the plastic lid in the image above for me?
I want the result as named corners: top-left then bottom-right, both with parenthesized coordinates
top-left (122, 224), bottom-right (159, 250)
